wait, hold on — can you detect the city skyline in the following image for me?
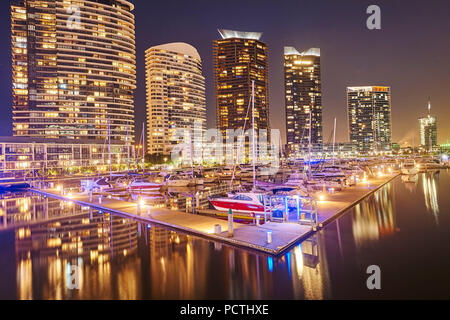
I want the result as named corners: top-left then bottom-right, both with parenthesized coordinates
top-left (1, 0), bottom-right (449, 146)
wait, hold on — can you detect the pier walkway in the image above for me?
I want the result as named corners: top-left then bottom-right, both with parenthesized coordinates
top-left (31, 188), bottom-right (313, 255)
top-left (31, 172), bottom-right (399, 256)
top-left (316, 173), bottom-right (400, 226)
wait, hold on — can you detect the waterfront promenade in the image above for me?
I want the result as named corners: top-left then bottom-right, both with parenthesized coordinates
top-left (31, 172), bottom-right (399, 255)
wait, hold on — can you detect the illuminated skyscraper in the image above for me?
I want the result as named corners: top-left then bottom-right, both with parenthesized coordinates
top-left (11, 0), bottom-right (136, 141)
top-left (419, 99), bottom-right (437, 151)
top-left (347, 86), bottom-right (392, 152)
top-left (213, 29), bottom-right (269, 136)
top-left (284, 47), bottom-right (322, 154)
top-left (145, 43), bottom-right (206, 155)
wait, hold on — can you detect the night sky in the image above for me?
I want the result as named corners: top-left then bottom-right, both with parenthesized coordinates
top-left (1, 0), bottom-right (449, 145)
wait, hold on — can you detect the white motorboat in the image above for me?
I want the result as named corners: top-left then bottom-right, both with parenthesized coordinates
top-left (128, 178), bottom-right (162, 191)
top-left (401, 159), bottom-right (419, 175)
top-left (284, 171), bottom-right (305, 187)
top-left (165, 173), bottom-right (197, 187)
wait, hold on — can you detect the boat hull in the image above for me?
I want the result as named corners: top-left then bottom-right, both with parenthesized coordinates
top-left (209, 200), bottom-right (264, 214)
top-left (129, 184), bottom-right (162, 190)
top-left (401, 168), bottom-right (418, 175)
top-left (167, 180), bottom-right (191, 187)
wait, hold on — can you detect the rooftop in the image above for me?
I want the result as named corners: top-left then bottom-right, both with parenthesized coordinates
top-left (147, 42), bottom-right (201, 61)
top-left (284, 47), bottom-right (320, 56)
top-left (218, 29), bottom-right (263, 40)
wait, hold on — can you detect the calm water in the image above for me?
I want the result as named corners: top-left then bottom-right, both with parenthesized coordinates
top-left (0, 170), bottom-right (449, 299)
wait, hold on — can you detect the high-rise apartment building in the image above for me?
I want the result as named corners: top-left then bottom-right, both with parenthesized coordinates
top-left (284, 47), bottom-right (322, 154)
top-left (347, 86), bottom-right (392, 152)
top-left (145, 42), bottom-right (206, 155)
top-left (213, 29), bottom-right (269, 136)
top-left (11, 0), bottom-right (136, 141)
top-left (419, 99), bottom-right (437, 150)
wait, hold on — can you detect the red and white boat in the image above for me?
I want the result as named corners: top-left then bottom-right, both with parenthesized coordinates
top-left (128, 178), bottom-right (162, 191)
top-left (208, 191), bottom-right (267, 214)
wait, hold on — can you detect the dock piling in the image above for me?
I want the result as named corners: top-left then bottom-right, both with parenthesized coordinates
top-left (267, 230), bottom-right (272, 244)
top-left (228, 208), bottom-right (233, 237)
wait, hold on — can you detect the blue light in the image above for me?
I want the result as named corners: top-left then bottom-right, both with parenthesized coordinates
top-left (286, 252), bottom-right (291, 279)
top-left (267, 257), bottom-right (273, 272)
top-left (147, 224), bottom-right (151, 229)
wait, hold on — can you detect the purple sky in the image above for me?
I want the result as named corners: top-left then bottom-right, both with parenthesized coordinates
top-left (2, 0), bottom-right (449, 145)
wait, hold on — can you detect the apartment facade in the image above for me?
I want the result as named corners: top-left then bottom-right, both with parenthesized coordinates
top-left (347, 86), bottom-right (392, 153)
top-left (419, 100), bottom-right (437, 150)
top-left (213, 29), bottom-right (270, 137)
top-left (11, 0), bottom-right (136, 141)
top-left (284, 47), bottom-right (322, 155)
top-left (145, 42), bottom-right (206, 156)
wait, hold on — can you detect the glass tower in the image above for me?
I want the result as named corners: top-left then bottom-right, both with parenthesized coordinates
top-left (419, 99), bottom-right (437, 150)
top-left (11, 0), bottom-right (136, 142)
top-left (213, 29), bottom-right (270, 137)
top-left (145, 42), bottom-right (206, 156)
top-left (284, 47), bottom-right (322, 154)
top-left (347, 86), bottom-right (392, 153)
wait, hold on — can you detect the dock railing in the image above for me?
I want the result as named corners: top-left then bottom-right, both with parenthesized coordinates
top-left (263, 195), bottom-right (318, 229)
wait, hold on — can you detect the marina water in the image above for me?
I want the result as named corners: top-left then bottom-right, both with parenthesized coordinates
top-left (0, 170), bottom-right (449, 299)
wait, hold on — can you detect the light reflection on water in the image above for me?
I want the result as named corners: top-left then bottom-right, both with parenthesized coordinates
top-left (0, 170), bottom-right (449, 299)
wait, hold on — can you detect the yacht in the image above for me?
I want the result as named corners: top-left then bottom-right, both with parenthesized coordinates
top-left (208, 191), bottom-right (267, 214)
top-left (401, 159), bottom-right (419, 175)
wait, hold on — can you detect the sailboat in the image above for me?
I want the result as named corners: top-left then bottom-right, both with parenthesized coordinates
top-left (209, 80), bottom-right (270, 214)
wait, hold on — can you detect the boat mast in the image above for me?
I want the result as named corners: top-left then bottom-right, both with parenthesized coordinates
top-left (126, 120), bottom-right (130, 173)
top-left (332, 117), bottom-right (336, 165)
top-left (142, 121), bottom-right (145, 175)
top-left (308, 108), bottom-right (312, 180)
top-left (251, 80), bottom-right (256, 191)
top-left (189, 125), bottom-right (194, 177)
top-left (108, 118), bottom-right (112, 179)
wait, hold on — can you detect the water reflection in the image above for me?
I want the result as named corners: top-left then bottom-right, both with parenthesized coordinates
top-left (351, 183), bottom-right (396, 248)
top-left (401, 174), bottom-right (418, 193)
top-left (13, 209), bottom-right (138, 299)
top-left (1, 192), bottom-right (333, 299)
top-left (1, 170), bottom-right (450, 299)
top-left (421, 172), bottom-right (440, 224)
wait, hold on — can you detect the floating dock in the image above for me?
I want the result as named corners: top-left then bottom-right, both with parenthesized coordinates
top-left (31, 172), bottom-right (399, 256)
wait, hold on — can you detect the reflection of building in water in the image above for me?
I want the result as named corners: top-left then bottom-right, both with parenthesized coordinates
top-left (288, 233), bottom-right (331, 300)
top-left (421, 173), bottom-right (439, 225)
top-left (401, 174), bottom-right (418, 193)
top-left (351, 183), bottom-right (396, 248)
top-left (13, 208), bottom-right (138, 299)
top-left (0, 192), bottom-right (90, 229)
top-left (148, 226), bottom-right (209, 299)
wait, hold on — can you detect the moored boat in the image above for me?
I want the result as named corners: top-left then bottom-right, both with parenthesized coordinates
top-left (208, 191), bottom-right (267, 214)
top-left (401, 159), bottom-right (419, 175)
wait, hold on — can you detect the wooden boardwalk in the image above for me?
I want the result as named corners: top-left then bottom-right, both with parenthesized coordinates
top-left (31, 172), bottom-right (399, 256)
top-left (31, 188), bottom-right (313, 255)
